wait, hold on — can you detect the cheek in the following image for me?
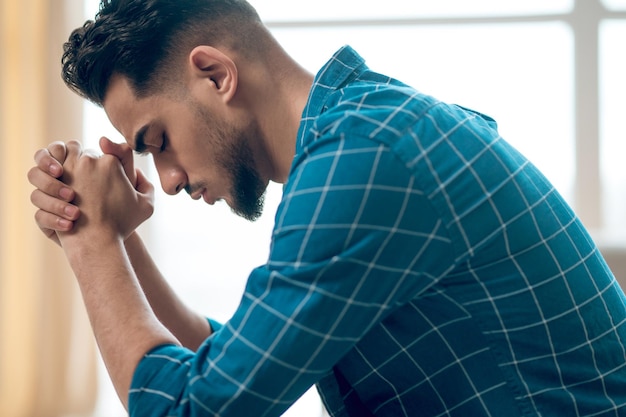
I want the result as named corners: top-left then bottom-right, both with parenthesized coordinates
top-left (183, 107), bottom-right (240, 180)
top-left (184, 132), bottom-right (229, 184)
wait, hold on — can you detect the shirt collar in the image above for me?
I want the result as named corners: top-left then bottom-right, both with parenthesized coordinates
top-left (297, 45), bottom-right (367, 149)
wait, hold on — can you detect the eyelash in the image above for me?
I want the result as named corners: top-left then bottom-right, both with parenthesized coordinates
top-left (160, 133), bottom-right (168, 153)
top-left (134, 133), bottom-right (167, 157)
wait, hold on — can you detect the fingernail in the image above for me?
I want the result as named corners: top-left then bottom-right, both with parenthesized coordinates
top-left (50, 164), bottom-right (61, 176)
top-left (58, 218), bottom-right (72, 229)
top-left (64, 205), bottom-right (78, 217)
top-left (59, 187), bottom-right (73, 200)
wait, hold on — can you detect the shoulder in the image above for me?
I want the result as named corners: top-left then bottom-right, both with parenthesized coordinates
top-left (311, 80), bottom-right (441, 146)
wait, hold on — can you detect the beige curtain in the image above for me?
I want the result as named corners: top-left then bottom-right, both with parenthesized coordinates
top-left (0, 1), bottom-right (98, 416)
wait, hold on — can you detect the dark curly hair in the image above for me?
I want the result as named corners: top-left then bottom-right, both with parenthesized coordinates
top-left (62, 0), bottom-right (263, 105)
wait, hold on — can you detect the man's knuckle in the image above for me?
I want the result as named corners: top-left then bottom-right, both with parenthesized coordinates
top-left (33, 148), bottom-right (48, 162)
top-left (48, 142), bottom-right (67, 159)
top-left (30, 189), bottom-right (39, 204)
top-left (27, 167), bottom-right (37, 182)
top-left (56, 201), bottom-right (68, 215)
top-left (100, 154), bottom-right (119, 168)
top-left (34, 209), bottom-right (44, 223)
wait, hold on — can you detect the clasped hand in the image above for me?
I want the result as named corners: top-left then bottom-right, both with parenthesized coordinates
top-left (28, 137), bottom-right (154, 247)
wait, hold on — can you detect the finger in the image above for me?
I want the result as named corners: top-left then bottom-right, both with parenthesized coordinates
top-left (27, 165), bottom-right (75, 202)
top-left (65, 140), bottom-right (83, 160)
top-left (47, 141), bottom-right (68, 165)
top-left (34, 147), bottom-right (64, 178)
top-left (100, 136), bottom-right (136, 187)
top-left (30, 188), bottom-right (80, 221)
top-left (135, 169), bottom-right (155, 222)
top-left (81, 148), bottom-right (103, 159)
top-left (135, 168), bottom-right (154, 195)
top-left (34, 208), bottom-right (74, 234)
top-left (62, 140), bottom-right (84, 176)
top-left (99, 136), bottom-right (128, 157)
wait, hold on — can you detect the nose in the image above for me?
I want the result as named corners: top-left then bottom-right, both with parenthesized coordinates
top-left (153, 156), bottom-right (186, 195)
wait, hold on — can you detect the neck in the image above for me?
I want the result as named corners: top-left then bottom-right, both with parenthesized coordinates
top-left (238, 45), bottom-right (314, 184)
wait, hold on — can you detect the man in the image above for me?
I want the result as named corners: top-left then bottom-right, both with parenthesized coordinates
top-left (28, 0), bottom-right (626, 416)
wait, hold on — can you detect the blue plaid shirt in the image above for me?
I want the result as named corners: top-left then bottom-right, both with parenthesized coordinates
top-left (129, 46), bottom-right (626, 417)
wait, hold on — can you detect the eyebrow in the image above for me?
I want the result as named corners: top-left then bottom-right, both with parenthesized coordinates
top-left (133, 125), bottom-right (149, 154)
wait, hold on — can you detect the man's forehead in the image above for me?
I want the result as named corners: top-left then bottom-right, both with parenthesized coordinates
top-left (103, 75), bottom-right (150, 149)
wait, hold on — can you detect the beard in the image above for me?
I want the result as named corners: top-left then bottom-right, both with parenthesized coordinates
top-left (192, 100), bottom-right (267, 221)
top-left (225, 133), bottom-right (266, 221)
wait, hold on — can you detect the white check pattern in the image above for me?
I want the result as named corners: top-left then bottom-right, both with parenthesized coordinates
top-left (128, 46), bottom-right (626, 417)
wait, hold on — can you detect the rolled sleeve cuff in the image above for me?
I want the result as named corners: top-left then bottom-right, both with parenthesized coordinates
top-left (128, 344), bottom-right (195, 416)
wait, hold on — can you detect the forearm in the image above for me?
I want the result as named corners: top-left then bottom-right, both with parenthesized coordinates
top-left (125, 232), bottom-right (213, 350)
top-left (63, 233), bottom-right (178, 408)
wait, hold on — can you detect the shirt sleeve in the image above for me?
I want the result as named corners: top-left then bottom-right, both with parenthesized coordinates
top-left (128, 133), bottom-right (455, 417)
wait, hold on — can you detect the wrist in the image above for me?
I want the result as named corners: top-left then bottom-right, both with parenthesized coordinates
top-left (60, 226), bottom-right (123, 260)
top-left (61, 231), bottom-right (128, 292)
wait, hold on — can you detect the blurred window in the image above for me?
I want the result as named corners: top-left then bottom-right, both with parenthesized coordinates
top-left (82, 1), bottom-right (625, 416)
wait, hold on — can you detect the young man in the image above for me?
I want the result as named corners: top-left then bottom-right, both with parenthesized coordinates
top-left (28, 0), bottom-right (626, 416)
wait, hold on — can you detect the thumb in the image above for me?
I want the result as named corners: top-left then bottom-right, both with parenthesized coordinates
top-left (99, 136), bottom-right (137, 187)
top-left (135, 168), bottom-right (154, 195)
top-left (135, 168), bottom-right (155, 216)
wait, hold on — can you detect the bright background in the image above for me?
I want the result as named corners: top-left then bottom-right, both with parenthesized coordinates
top-left (81, 1), bottom-right (626, 416)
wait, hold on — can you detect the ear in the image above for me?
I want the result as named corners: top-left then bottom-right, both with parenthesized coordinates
top-left (188, 45), bottom-right (238, 103)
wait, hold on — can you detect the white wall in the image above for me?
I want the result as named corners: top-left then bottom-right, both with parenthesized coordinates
top-left (601, 247), bottom-right (626, 290)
